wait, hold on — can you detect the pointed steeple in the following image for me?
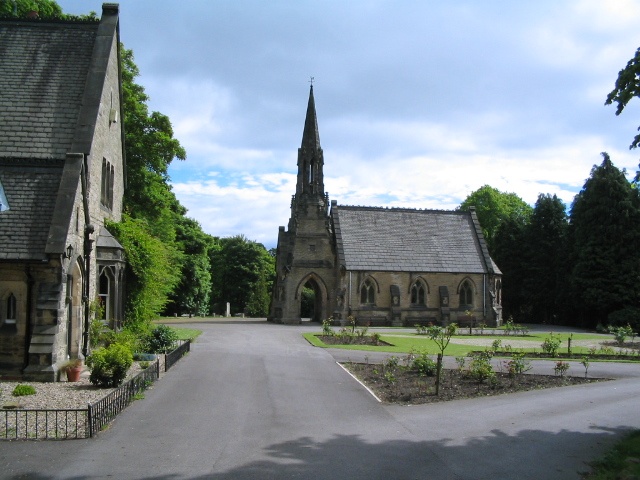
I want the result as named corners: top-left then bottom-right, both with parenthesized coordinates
top-left (296, 85), bottom-right (325, 198)
top-left (301, 85), bottom-right (321, 151)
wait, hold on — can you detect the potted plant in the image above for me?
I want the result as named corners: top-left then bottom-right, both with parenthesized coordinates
top-left (59, 358), bottom-right (83, 382)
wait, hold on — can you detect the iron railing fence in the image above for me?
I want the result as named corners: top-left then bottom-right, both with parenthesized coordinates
top-left (87, 358), bottom-right (160, 436)
top-left (1, 359), bottom-right (160, 440)
top-left (165, 339), bottom-right (191, 372)
top-left (1, 408), bottom-right (88, 440)
top-left (2, 340), bottom-right (190, 441)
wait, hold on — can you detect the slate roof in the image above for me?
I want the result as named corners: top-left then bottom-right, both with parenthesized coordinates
top-left (332, 205), bottom-right (500, 274)
top-left (0, 18), bottom-right (101, 261)
top-left (0, 161), bottom-right (63, 260)
top-left (0, 20), bottom-right (99, 160)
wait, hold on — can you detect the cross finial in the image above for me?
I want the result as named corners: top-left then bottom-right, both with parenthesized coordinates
top-left (309, 76), bottom-right (314, 87)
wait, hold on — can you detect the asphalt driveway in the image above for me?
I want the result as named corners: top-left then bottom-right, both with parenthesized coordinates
top-left (1, 320), bottom-right (638, 479)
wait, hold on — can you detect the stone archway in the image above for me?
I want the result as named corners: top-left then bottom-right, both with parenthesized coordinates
top-left (296, 274), bottom-right (328, 323)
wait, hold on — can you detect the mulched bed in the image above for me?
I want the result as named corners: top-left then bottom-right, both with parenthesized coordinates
top-left (486, 351), bottom-right (640, 361)
top-left (317, 334), bottom-right (392, 346)
top-left (343, 363), bottom-right (606, 405)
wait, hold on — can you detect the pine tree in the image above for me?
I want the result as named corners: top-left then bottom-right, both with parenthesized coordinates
top-left (570, 153), bottom-right (640, 326)
top-left (523, 194), bottom-right (569, 324)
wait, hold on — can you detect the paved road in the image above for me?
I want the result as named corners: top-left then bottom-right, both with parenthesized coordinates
top-left (1, 321), bottom-right (639, 479)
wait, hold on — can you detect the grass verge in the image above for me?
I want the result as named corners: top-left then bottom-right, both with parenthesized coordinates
top-left (169, 327), bottom-right (202, 342)
top-left (584, 430), bottom-right (640, 479)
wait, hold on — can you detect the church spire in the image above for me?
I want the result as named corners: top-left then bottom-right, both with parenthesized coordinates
top-left (301, 84), bottom-right (321, 151)
top-left (296, 84), bottom-right (325, 198)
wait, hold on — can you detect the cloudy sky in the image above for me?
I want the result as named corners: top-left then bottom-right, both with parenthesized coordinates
top-left (59, 1), bottom-right (640, 249)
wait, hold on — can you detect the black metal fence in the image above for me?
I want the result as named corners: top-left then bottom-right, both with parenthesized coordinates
top-left (1, 408), bottom-right (88, 440)
top-left (2, 340), bottom-right (191, 441)
top-left (165, 339), bottom-right (191, 372)
top-left (87, 358), bottom-right (160, 437)
top-left (1, 359), bottom-right (162, 440)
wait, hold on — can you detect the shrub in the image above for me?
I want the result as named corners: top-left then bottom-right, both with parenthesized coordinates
top-left (145, 324), bottom-right (178, 353)
top-left (554, 361), bottom-right (570, 377)
top-left (12, 384), bottom-right (36, 396)
top-left (87, 343), bottom-right (134, 388)
top-left (541, 333), bottom-right (562, 357)
top-left (322, 318), bottom-right (333, 336)
top-left (504, 352), bottom-right (531, 378)
top-left (412, 352), bottom-right (437, 377)
top-left (609, 325), bottom-right (634, 346)
top-left (468, 351), bottom-right (496, 385)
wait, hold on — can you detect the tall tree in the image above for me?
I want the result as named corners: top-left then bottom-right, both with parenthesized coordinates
top-left (458, 185), bottom-right (532, 254)
top-left (492, 217), bottom-right (529, 321)
top-left (570, 153), bottom-right (640, 326)
top-left (164, 217), bottom-right (214, 317)
top-left (606, 46), bottom-right (640, 183)
top-left (210, 236), bottom-right (275, 317)
top-left (120, 47), bottom-right (187, 242)
top-left (522, 194), bottom-right (569, 324)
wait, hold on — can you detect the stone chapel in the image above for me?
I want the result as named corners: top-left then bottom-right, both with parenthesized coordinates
top-left (0, 4), bottom-right (126, 380)
top-left (269, 86), bottom-right (503, 327)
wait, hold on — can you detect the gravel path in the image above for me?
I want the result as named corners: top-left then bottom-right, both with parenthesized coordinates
top-left (0, 363), bottom-right (145, 410)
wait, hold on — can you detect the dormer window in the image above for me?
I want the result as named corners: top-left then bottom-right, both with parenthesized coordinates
top-left (0, 178), bottom-right (9, 212)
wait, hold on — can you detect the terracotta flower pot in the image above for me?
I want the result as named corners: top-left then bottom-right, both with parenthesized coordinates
top-left (66, 366), bottom-right (82, 382)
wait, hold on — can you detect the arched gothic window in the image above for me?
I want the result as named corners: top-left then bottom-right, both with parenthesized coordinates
top-left (411, 281), bottom-right (426, 305)
top-left (360, 279), bottom-right (375, 305)
top-left (5, 293), bottom-right (16, 324)
top-left (459, 280), bottom-right (474, 307)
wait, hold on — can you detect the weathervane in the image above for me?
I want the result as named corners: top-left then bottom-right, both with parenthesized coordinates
top-left (309, 76), bottom-right (314, 87)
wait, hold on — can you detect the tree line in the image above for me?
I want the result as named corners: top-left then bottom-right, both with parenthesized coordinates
top-left (113, 47), bottom-right (275, 323)
top-left (7, 2), bottom-right (638, 329)
top-left (1, 1), bottom-right (275, 325)
top-left (460, 47), bottom-right (640, 330)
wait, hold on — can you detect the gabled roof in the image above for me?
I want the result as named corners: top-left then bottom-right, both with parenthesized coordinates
top-left (0, 19), bottom-right (99, 160)
top-left (332, 205), bottom-right (500, 274)
top-left (0, 7), bottom-right (120, 261)
top-left (0, 160), bottom-right (63, 260)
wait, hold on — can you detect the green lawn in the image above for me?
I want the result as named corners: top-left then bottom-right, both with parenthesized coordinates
top-left (303, 330), bottom-right (624, 358)
top-left (168, 326), bottom-right (202, 342)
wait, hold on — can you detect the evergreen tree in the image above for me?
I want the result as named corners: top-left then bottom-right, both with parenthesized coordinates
top-left (492, 217), bottom-right (529, 321)
top-left (570, 153), bottom-right (640, 326)
top-left (523, 194), bottom-right (569, 324)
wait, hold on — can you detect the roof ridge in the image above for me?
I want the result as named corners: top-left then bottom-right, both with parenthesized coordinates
top-left (0, 17), bottom-right (99, 25)
top-left (336, 204), bottom-right (466, 214)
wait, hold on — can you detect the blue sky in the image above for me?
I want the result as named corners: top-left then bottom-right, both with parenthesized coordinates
top-left (59, 1), bottom-right (640, 249)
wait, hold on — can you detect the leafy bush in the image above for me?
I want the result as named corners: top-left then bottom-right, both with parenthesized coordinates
top-left (541, 333), bottom-right (562, 357)
top-left (608, 325), bottom-right (634, 345)
top-left (468, 351), bottom-right (496, 385)
top-left (412, 352), bottom-right (437, 377)
top-left (144, 324), bottom-right (178, 353)
top-left (322, 318), bottom-right (333, 336)
top-left (554, 361), bottom-right (570, 377)
top-left (87, 343), bottom-right (134, 388)
top-left (12, 384), bottom-right (36, 396)
top-left (504, 352), bottom-right (531, 379)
